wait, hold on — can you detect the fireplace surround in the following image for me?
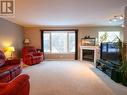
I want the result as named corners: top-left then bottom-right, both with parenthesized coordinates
top-left (80, 46), bottom-right (100, 66)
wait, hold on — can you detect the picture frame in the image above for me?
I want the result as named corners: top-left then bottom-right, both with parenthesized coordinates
top-left (81, 38), bottom-right (95, 46)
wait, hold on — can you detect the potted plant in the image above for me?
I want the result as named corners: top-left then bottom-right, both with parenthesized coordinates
top-left (119, 61), bottom-right (127, 86)
top-left (117, 37), bottom-right (127, 86)
top-left (110, 37), bottom-right (127, 84)
top-left (111, 37), bottom-right (122, 83)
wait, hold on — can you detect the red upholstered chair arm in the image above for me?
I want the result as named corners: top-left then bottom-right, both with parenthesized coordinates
top-left (33, 52), bottom-right (43, 56)
top-left (24, 54), bottom-right (34, 59)
top-left (0, 74), bottom-right (30, 95)
top-left (5, 59), bottom-right (20, 65)
top-left (0, 83), bottom-right (7, 88)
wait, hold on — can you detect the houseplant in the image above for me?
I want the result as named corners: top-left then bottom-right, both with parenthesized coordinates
top-left (116, 37), bottom-right (127, 86)
top-left (120, 60), bottom-right (127, 86)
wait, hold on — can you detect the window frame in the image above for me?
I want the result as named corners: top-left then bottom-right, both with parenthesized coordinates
top-left (68, 32), bottom-right (76, 53)
top-left (43, 31), bottom-right (76, 54)
top-left (43, 32), bottom-right (51, 53)
top-left (98, 31), bottom-right (120, 44)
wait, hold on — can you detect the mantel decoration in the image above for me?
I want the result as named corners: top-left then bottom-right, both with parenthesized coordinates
top-left (81, 36), bottom-right (95, 46)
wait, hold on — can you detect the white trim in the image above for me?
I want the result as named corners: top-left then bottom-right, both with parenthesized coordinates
top-left (44, 52), bottom-right (75, 55)
top-left (44, 59), bottom-right (76, 61)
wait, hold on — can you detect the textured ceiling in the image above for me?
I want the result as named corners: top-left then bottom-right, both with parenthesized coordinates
top-left (4, 0), bottom-right (127, 27)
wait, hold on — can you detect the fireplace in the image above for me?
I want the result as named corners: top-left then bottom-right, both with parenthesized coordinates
top-left (82, 49), bottom-right (94, 62)
top-left (80, 46), bottom-right (100, 66)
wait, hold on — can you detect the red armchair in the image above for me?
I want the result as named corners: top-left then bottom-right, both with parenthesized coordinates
top-left (0, 74), bottom-right (30, 95)
top-left (22, 46), bottom-right (43, 65)
top-left (0, 50), bottom-right (21, 83)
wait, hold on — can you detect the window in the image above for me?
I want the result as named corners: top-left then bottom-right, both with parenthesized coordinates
top-left (44, 33), bottom-right (50, 52)
top-left (51, 32), bottom-right (67, 53)
top-left (44, 31), bottom-right (75, 53)
top-left (98, 31), bottom-right (120, 43)
top-left (69, 33), bottom-right (75, 52)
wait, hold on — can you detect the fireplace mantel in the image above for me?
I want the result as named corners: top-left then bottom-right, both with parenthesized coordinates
top-left (80, 46), bottom-right (100, 66)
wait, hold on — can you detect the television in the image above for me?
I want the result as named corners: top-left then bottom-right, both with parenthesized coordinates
top-left (100, 42), bottom-right (121, 65)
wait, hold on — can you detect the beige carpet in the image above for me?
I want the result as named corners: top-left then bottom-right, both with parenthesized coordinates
top-left (23, 61), bottom-right (127, 95)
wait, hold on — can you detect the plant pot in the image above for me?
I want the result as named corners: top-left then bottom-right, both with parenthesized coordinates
top-left (111, 69), bottom-right (122, 83)
top-left (122, 72), bottom-right (127, 86)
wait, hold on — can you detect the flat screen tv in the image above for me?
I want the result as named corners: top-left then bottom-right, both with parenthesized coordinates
top-left (100, 42), bottom-right (121, 65)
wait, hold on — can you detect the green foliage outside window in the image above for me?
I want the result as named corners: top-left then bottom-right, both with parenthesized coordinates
top-left (100, 32), bottom-right (108, 42)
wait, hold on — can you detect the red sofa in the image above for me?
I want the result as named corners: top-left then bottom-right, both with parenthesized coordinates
top-left (0, 50), bottom-right (21, 83)
top-left (22, 46), bottom-right (43, 65)
top-left (0, 74), bottom-right (30, 95)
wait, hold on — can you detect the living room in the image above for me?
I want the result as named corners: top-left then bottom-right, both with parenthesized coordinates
top-left (0, 0), bottom-right (127, 95)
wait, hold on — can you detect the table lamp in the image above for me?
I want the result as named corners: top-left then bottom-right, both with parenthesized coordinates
top-left (24, 38), bottom-right (30, 46)
top-left (4, 46), bottom-right (15, 59)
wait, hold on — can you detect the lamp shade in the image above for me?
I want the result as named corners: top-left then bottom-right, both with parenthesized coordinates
top-left (4, 46), bottom-right (15, 52)
top-left (24, 39), bottom-right (30, 44)
top-left (7, 47), bottom-right (15, 52)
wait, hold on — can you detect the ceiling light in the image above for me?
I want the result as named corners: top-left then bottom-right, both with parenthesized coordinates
top-left (121, 24), bottom-right (124, 27)
top-left (109, 19), bottom-right (112, 23)
top-left (113, 18), bottom-right (117, 22)
top-left (119, 16), bottom-right (124, 20)
top-left (108, 15), bottom-right (124, 26)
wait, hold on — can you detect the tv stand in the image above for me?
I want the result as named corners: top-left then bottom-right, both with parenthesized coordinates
top-left (96, 59), bottom-right (120, 77)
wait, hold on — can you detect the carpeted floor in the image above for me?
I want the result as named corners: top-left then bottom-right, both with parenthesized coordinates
top-left (23, 61), bottom-right (127, 95)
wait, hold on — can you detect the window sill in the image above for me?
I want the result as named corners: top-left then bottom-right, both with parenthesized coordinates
top-left (44, 53), bottom-right (75, 54)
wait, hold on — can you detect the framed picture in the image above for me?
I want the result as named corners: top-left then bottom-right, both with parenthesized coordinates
top-left (81, 38), bottom-right (95, 46)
